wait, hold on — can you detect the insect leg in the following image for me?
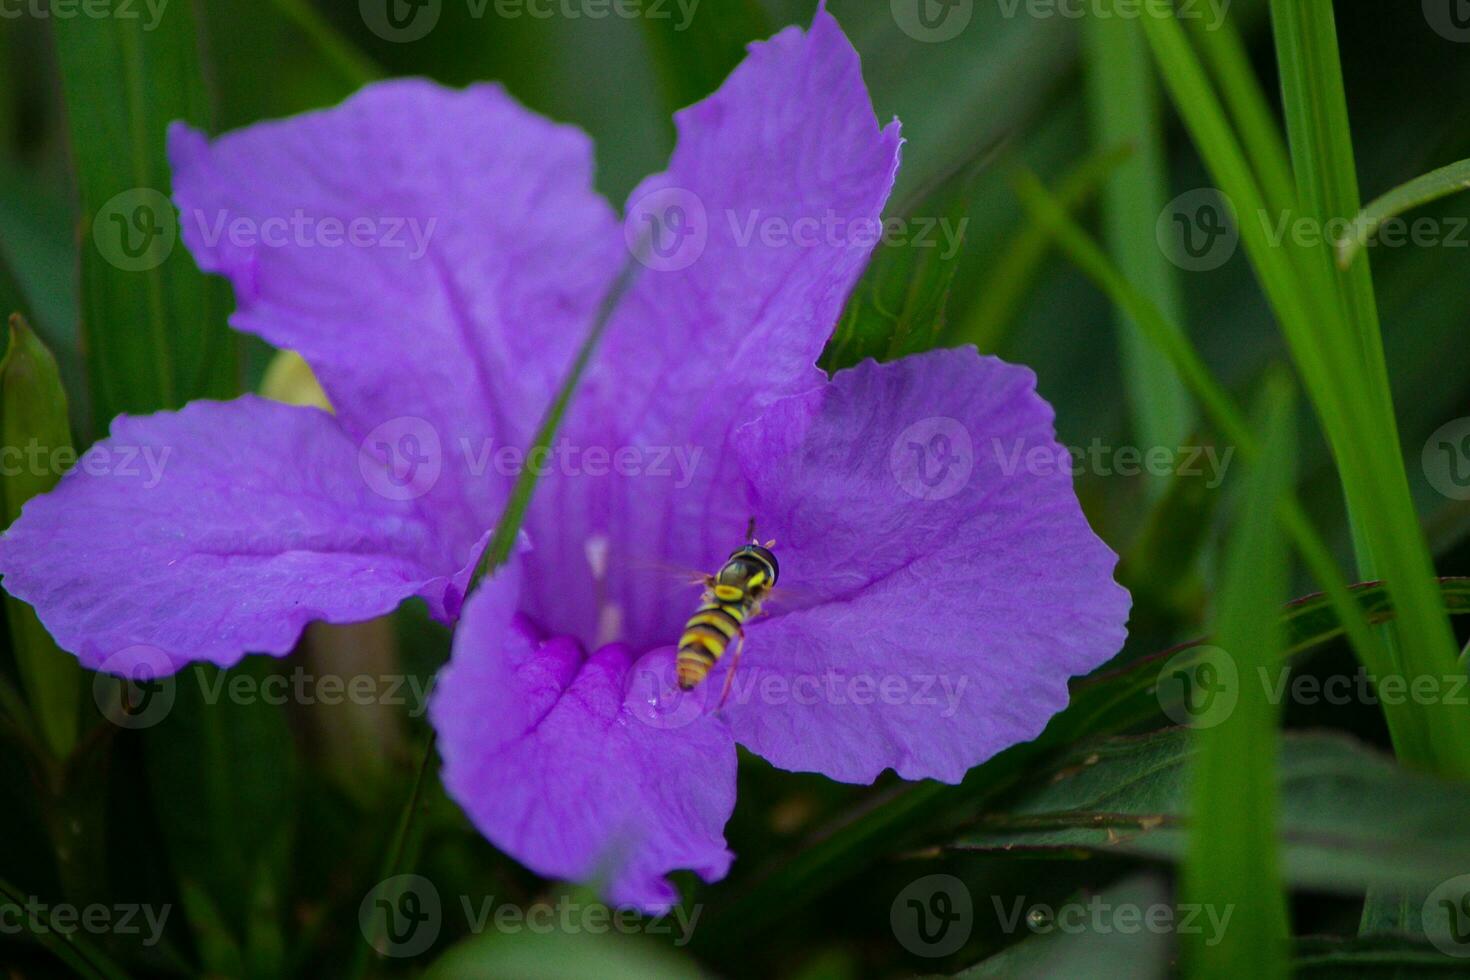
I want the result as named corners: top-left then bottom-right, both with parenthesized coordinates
top-left (718, 630), bottom-right (745, 709)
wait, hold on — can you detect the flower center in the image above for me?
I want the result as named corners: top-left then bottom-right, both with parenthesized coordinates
top-left (584, 534), bottom-right (624, 648)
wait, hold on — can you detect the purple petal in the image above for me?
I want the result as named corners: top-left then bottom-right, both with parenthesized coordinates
top-left (432, 562), bottom-right (736, 913)
top-left (520, 7), bottom-right (903, 652)
top-left (0, 397), bottom-right (481, 673)
top-left (721, 349), bottom-right (1131, 783)
top-left (169, 79), bottom-right (623, 548)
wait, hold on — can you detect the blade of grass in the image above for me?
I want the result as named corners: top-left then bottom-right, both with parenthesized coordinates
top-left (355, 258), bottom-right (641, 976)
top-left (1265, 0), bottom-right (1470, 929)
top-left (1181, 374), bottom-right (1294, 980)
top-left (52, 0), bottom-right (298, 948)
top-left (471, 257), bottom-right (641, 584)
top-left (1266, 0), bottom-right (1470, 779)
top-left (1187, 5), bottom-right (1297, 221)
top-left (1337, 157), bottom-right (1470, 268)
top-left (1267, 0), bottom-right (1395, 583)
top-left (1268, 0), bottom-right (1387, 387)
top-left (263, 0), bottom-right (383, 87)
top-left (956, 729), bottom-right (1470, 894)
top-left (1139, 3), bottom-right (1470, 778)
top-left (702, 576), bottom-right (1470, 955)
top-left (1084, 3), bottom-right (1193, 488)
top-left (633, 0), bottom-right (770, 119)
top-left (49, 0), bottom-right (239, 431)
top-left (0, 873), bottom-right (131, 980)
top-left (1011, 169), bottom-right (1386, 693)
top-left (0, 316), bottom-right (80, 761)
top-left (952, 142), bottom-right (1132, 351)
top-left (822, 145), bottom-right (995, 370)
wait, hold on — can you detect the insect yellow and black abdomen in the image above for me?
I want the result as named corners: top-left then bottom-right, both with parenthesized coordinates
top-left (676, 599), bottom-right (745, 689)
top-left (675, 540), bottom-right (779, 693)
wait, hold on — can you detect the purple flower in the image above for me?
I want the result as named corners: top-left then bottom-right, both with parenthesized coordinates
top-left (0, 7), bottom-right (1128, 911)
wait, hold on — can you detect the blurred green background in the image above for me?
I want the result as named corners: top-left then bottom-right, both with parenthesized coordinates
top-left (3, 0), bottom-right (1470, 976)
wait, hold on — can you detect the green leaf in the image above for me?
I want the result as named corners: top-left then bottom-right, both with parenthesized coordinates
top-left (426, 929), bottom-right (705, 980)
top-left (1180, 376), bottom-right (1294, 980)
top-left (1010, 167), bottom-right (1385, 688)
top-left (1141, 1), bottom-right (1470, 777)
top-left (633, 0), bottom-right (770, 119)
top-left (0, 314), bottom-right (80, 760)
top-left (0, 159), bottom-right (83, 430)
top-left (177, 878), bottom-right (247, 978)
top-left (357, 261), bottom-right (642, 977)
top-left (949, 729), bottom-right (1470, 895)
top-left (700, 578), bottom-right (1470, 954)
top-left (143, 660), bottom-right (296, 956)
top-left (821, 154), bottom-right (984, 371)
top-left (1336, 157), bottom-right (1470, 269)
top-left (0, 872), bottom-right (131, 980)
top-left (1292, 936), bottom-right (1469, 976)
top-left (1061, 578), bottom-right (1470, 741)
top-left (1013, 162), bottom-right (1470, 774)
top-left (949, 875), bottom-right (1172, 979)
top-left (48, 0), bottom-right (239, 431)
top-left (263, 0), bottom-right (383, 87)
top-left (1117, 461), bottom-right (1221, 623)
top-left (950, 144), bottom-right (1131, 353)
